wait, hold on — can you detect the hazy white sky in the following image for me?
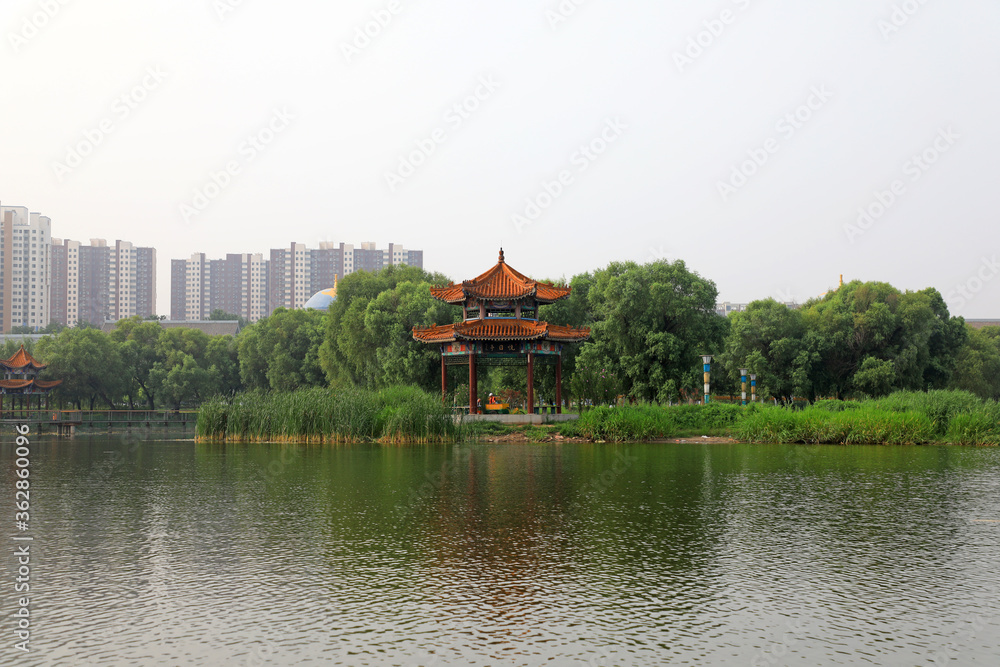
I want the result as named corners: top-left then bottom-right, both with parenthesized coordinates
top-left (2, 0), bottom-right (999, 317)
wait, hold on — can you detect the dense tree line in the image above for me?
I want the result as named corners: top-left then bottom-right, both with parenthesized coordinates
top-left (33, 320), bottom-right (240, 410)
top-left (717, 281), bottom-right (975, 402)
top-left (17, 261), bottom-right (1000, 409)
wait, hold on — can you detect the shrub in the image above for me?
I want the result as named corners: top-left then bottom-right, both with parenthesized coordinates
top-left (732, 405), bottom-right (934, 445)
top-left (873, 390), bottom-right (983, 435)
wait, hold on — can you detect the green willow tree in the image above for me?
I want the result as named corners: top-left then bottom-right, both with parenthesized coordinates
top-left (109, 316), bottom-right (165, 408)
top-left (206, 335), bottom-right (242, 397)
top-left (579, 259), bottom-right (726, 403)
top-left (237, 308), bottom-right (326, 392)
top-left (949, 326), bottom-right (1000, 400)
top-left (798, 281), bottom-right (966, 398)
top-left (36, 328), bottom-right (125, 409)
top-left (718, 299), bottom-right (816, 402)
top-left (318, 265), bottom-right (455, 391)
top-left (148, 328), bottom-right (212, 409)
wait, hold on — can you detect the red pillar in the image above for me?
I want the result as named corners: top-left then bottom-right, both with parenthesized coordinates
top-left (441, 355), bottom-right (447, 404)
top-left (469, 353), bottom-right (478, 414)
top-left (556, 354), bottom-right (562, 415)
top-left (527, 351), bottom-right (534, 414)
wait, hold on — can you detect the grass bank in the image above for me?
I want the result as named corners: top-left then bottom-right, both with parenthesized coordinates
top-left (735, 390), bottom-right (1000, 445)
top-left (732, 406), bottom-right (936, 445)
top-left (197, 386), bottom-right (457, 444)
top-left (568, 403), bottom-right (744, 442)
top-left (543, 390), bottom-right (1000, 445)
top-left (198, 388), bottom-right (1000, 446)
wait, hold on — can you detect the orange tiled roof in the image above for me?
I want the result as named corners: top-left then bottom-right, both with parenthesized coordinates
top-left (33, 380), bottom-right (63, 390)
top-left (430, 249), bottom-right (572, 304)
top-left (1, 345), bottom-right (46, 372)
top-left (545, 323), bottom-right (593, 341)
top-left (413, 319), bottom-right (590, 344)
top-left (0, 379), bottom-right (34, 390)
top-left (0, 378), bottom-right (61, 392)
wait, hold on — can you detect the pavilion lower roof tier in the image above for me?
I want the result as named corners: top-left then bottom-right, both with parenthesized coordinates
top-left (430, 250), bottom-right (571, 304)
top-left (413, 320), bottom-right (590, 344)
top-left (0, 379), bottom-right (62, 393)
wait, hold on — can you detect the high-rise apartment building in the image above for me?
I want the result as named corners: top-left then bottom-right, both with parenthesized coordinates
top-left (1, 205), bottom-right (51, 332)
top-left (269, 242), bottom-right (311, 312)
top-left (353, 242), bottom-right (384, 274)
top-left (135, 246), bottom-right (157, 319)
top-left (171, 242), bottom-right (422, 322)
top-left (171, 252), bottom-right (268, 322)
top-left (49, 238), bottom-right (156, 327)
top-left (309, 242), bottom-right (346, 299)
top-left (386, 243), bottom-right (422, 269)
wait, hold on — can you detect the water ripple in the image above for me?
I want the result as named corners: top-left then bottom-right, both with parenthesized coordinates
top-left (4, 440), bottom-right (1000, 665)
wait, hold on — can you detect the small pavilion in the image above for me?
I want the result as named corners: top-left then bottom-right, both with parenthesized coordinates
top-left (1, 345), bottom-right (62, 416)
top-left (413, 249), bottom-right (590, 413)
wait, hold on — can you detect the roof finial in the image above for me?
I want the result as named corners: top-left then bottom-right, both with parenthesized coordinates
top-left (499, 247), bottom-right (505, 263)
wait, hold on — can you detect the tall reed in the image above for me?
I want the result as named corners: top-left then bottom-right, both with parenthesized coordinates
top-left (197, 386), bottom-right (456, 444)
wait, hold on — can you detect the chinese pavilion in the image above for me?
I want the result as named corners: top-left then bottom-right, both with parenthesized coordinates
top-left (413, 249), bottom-right (590, 413)
top-left (1, 345), bottom-right (62, 416)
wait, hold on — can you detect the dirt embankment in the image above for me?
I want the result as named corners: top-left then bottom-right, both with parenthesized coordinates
top-left (474, 428), bottom-right (736, 444)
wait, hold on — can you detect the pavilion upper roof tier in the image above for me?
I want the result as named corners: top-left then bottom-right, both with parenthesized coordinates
top-left (413, 319), bottom-right (590, 344)
top-left (430, 249), bottom-right (572, 305)
top-left (1, 345), bottom-right (47, 374)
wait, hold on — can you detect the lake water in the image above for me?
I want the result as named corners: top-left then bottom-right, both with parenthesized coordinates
top-left (3, 435), bottom-right (1000, 666)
